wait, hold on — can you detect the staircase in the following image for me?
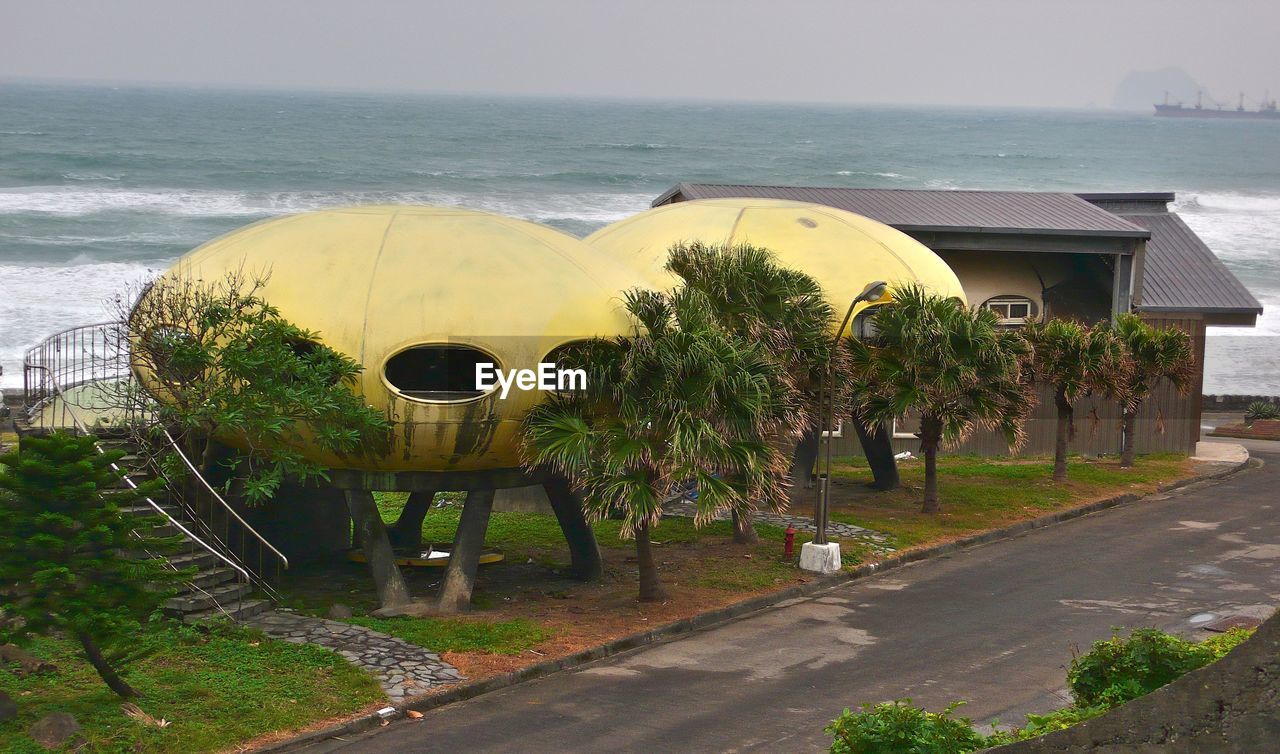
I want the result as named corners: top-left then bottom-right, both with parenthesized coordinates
top-left (99, 435), bottom-right (273, 623)
top-left (18, 321), bottom-right (287, 625)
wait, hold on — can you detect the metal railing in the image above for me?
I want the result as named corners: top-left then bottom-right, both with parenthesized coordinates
top-left (21, 320), bottom-right (287, 606)
top-left (160, 426), bottom-right (289, 593)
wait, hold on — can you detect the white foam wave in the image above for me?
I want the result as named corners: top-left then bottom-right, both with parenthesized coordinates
top-left (62, 172), bottom-right (123, 182)
top-left (836, 170), bottom-right (908, 179)
top-left (603, 142), bottom-right (670, 150)
top-left (1176, 192), bottom-right (1280, 214)
top-left (3, 231), bottom-right (191, 247)
top-left (0, 261), bottom-right (160, 388)
top-left (0, 188), bottom-right (281, 217)
top-left (0, 187), bottom-right (653, 225)
top-left (1177, 191), bottom-right (1280, 339)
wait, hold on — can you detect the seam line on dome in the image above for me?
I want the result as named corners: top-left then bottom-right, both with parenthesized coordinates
top-left (496, 217), bottom-right (605, 285)
top-left (359, 211), bottom-right (398, 366)
top-left (811, 205), bottom-right (918, 277)
top-left (726, 207), bottom-right (748, 246)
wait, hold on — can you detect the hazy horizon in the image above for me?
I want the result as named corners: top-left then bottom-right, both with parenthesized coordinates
top-left (3, 0), bottom-right (1276, 109)
top-left (0, 75), bottom-right (1172, 111)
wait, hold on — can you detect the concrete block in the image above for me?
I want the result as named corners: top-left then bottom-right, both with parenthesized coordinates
top-left (493, 484), bottom-right (554, 514)
top-left (799, 541), bottom-right (842, 574)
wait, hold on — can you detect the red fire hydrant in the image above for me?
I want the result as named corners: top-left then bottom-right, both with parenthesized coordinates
top-left (784, 525), bottom-right (796, 561)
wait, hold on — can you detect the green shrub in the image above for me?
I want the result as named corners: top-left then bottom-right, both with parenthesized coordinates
top-left (988, 704), bottom-right (1108, 744)
top-left (1067, 627), bottom-right (1253, 708)
top-left (1198, 626), bottom-right (1254, 659)
top-left (825, 700), bottom-right (991, 754)
top-left (1245, 400), bottom-right (1280, 425)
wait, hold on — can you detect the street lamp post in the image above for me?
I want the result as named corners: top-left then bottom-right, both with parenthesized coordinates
top-left (801, 280), bottom-right (887, 572)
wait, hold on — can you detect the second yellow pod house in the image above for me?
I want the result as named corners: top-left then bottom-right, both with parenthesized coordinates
top-left (144, 205), bottom-right (643, 474)
top-left (585, 196), bottom-right (967, 507)
top-left (584, 197), bottom-right (967, 329)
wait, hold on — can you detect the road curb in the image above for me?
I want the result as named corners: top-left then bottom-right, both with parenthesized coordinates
top-left (253, 455), bottom-right (1253, 753)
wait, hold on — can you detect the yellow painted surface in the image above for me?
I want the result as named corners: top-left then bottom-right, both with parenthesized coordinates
top-left (147, 205), bottom-right (644, 472)
top-left (585, 198), bottom-right (966, 328)
top-left (939, 249), bottom-right (1080, 317)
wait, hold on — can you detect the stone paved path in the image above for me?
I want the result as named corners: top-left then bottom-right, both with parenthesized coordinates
top-left (662, 499), bottom-right (894, 551)
top-left (247, 610), bottom-right (463, 701)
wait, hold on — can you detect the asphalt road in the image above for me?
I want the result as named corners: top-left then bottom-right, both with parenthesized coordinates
top-left (317, 442), bottom-right (1280, 753)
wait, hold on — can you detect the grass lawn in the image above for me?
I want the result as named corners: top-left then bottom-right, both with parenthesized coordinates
top-left (828, 453), bottom-right (1191, 549)
top-left (0, 625), bottom-right (383, 753)
top-left (372, 492), bottom-right (790, 553)
top-left (273, 453), bottom-right (1193, 701)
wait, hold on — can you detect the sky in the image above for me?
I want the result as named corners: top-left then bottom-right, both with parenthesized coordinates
top-left (2, 0), bottom-right (1277, 108)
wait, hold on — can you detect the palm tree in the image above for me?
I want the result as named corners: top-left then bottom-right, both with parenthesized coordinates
top-left (1024, 318), bottom-right (1126, 481)
top-left (664, 241), bottom-right (835, 543)
top-left (521, 287), bottom-right (792, 602)
top-left (848, 286), bottom-right (1035, 513)
top-left (1112, 314), bottom-right (1195, 467)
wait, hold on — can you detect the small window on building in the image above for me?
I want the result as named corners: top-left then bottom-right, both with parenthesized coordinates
top-left (982, 295), bottom-right (1037, 326)
top-left (541, 341), bottom-right (594, 395)
top-left (279, 337), bottom-right (343, 386)
top-left (383, 344), bottom-right (496, 402)
top-left (142, 326), bottom-right (202, 384)
top-left (892, 413), bottom-right (921, 440)
top-left (851, 305), bottom-right (882, 340)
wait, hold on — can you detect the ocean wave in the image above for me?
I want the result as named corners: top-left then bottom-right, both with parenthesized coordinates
top-left (836, 170), bottom-right (908, 180)
top-left (0, 187), bottom-right (654, 224)
top-left (1175, 192), bottom-right (1280, 214)
top-left (2, 231), bottom-right (190, 247)
top-left (0, 261), bottom-right (161, 388)
top-left (602, 142), bottom-right (670, 151)
top-left (0, 188), bottom-right (282, 217)
top-left (963, 152), bottom-right (1060, 161)
top-left (62, 171), bottom-right (123, 182)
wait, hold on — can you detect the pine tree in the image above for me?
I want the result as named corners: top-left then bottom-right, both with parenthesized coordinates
top-left (0, 432), bottom-right (186, 697)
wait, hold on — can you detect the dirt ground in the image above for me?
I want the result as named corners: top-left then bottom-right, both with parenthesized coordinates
top-left (276, 531), bottom-right (817, 684)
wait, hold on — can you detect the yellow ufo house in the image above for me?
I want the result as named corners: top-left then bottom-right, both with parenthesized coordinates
top-left (585, 198), bottom-right (967, 326)
top-left (145, 205), bottom-right (642, 474)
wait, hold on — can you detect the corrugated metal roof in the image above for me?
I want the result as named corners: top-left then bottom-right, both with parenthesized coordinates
top-left (659, 183), bottom-right (1151, 238)
top-left (1119, 211), bottom-right (1262, 314)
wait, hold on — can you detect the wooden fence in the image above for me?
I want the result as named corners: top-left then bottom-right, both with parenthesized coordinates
top-left (829, 315), bottom-right (1205, 458)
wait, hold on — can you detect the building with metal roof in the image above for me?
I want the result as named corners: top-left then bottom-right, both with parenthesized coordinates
top-left (651, 183), bottom-right (1262, 456)
top-left (656, 184), bottom-right (1260, 327)
top-left (1080, 193), bottom-right (1262, 323)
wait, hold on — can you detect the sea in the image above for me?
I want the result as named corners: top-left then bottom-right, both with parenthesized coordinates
top-left (1, 83), bottom-right (1277, 394)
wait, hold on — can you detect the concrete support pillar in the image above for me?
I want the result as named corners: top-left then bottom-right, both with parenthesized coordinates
top-left (435, 489), bottom-right (495, 613)
top-left (345, 490), bottom-right (411, 611)
top-left (854, 414), bottom-right (900, 491)
top-left (789, 427), bottom-right (820, 507)
top-left (389, 489), bottom-right (437, 550)
top-left (543, 477), bottom-right (603, 581)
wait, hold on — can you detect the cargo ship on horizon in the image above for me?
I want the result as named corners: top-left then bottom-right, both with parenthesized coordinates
top-left (1155, 90), bottom-right (1279, 120)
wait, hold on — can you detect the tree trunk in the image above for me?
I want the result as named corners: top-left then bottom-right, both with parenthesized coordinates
top-left (920, 416), bottom-right (942, 514)
top-left (635, 520), bottom-right (666, 602)
top-left (345, 490), bottom-right (411, 610)
top-left (854, 414), bottom-right (900, 491)
top-left (1121, 405), bottom-right (1139, 467)
top-left (731, 508), bottom-right (759, 545)
top-left (1053, 388), bottom-right (1073, 483)
top-left (788, 428), bottom-right (821, 508)
top-left (388, 490), bottom-right (435, 550)
top-left (76, 631), bottom-right (137, 698)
